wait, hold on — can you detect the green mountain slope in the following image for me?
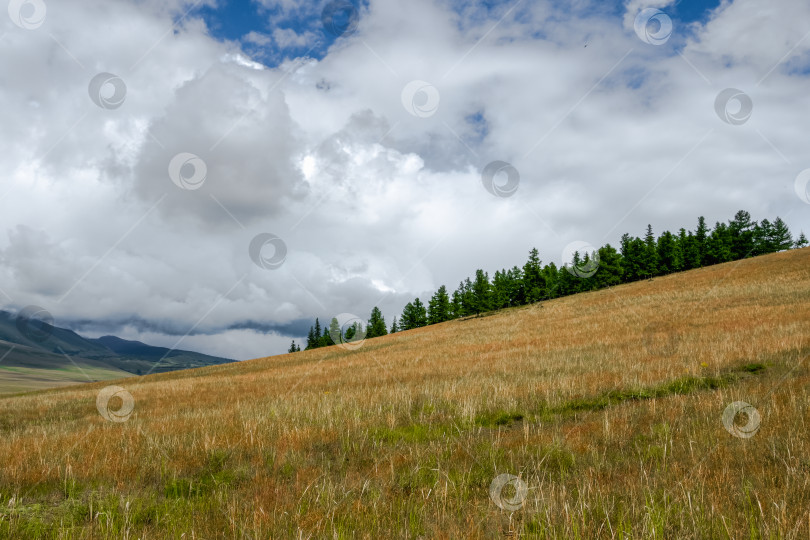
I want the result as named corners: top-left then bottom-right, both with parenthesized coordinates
top-left (0, 311), bottom-right (234, 394)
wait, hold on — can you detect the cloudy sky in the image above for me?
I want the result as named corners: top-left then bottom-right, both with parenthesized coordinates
top-left (1, 0), bottom-right (809, 360)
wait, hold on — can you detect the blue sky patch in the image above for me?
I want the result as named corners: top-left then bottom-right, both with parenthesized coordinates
top-left (190, 0), bottom-right (724, 68)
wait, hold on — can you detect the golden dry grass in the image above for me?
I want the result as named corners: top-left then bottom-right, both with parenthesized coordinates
top-left (0, 248), bottom-right (809, 538)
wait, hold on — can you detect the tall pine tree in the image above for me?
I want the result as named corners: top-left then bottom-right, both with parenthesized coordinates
top-left (594, 244), bottom-right (623, 287)
top-left (771, 217), bottom-right (793, 251)
top-left (656, 231), bottom-right (680, 274)
top-left (367, 307), bottom-right (387, 338)
top-left (305, 325), bottom-right (316, 350)
top-left (642, 225), bottom-right (659, 278)
top-left (522, 248), bottom-right (546, 302)
top-left (471, 269), bottom-right (492, 314)
top-left (728, 210), bottom-right (756, 259)
top-left (694, 216), bottom-right (709, 267)
top-left (706, 222), bottom-right (733, 264)
top-left (400, 299), bottom-right (428, 330)
top-left (427, 285), bottom-right (452, 324)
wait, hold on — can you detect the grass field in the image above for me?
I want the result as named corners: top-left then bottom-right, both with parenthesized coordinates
top-left (0, 364), bottom-right (132, 396)
top-left (0, 248), bottom-right (808, 538)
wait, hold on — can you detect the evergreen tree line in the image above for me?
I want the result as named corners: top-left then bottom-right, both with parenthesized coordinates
top-left (290, 307), bottom-right (389, 351)
top-left (288, 210), bottom-right (807, 352)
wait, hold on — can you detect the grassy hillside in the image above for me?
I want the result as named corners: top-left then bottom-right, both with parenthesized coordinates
top-left (0, 248), bottom-right (809, 538)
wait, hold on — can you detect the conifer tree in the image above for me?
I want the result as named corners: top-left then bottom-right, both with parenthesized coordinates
top-left (451, 282), bottom-right (466, 318)
top-left (795, 231), bottom-right (808, 249)
top-left (344, 323), bottom-right (356, 341)
top-left (771, 217), bottom-right (793, 251)
top-left (461, 278), bottom-right (474, 315)
top-left (555, 260), bottom-right (578, 296)
top-left (675, 228), bottom-right (688, 270)
top-left (694, 216), bottom-right (709, 267)
top-left (594, 244), bottom-right (623, 287)
top-left (399, 301), bottom-right (415, 331)
top-left (427, 285), bottom-right (452, 324)
top-left (401, 298), bottom-right (428, 329)
top-left (288, 340), bottom-right (298, 353)
top-left (509, 266), bottom-right (526, 305)
top-left (492, 269), bottom-right (522, 310)
top-left (542, 262), bottom-right (558, 299)
top-left (728, 210), bottom-right (756, 259)
top-left (706, 222), bottom-right (733, 264)
top-left (682, 231), bottom-right (701, 269)
top-left (753, 218), bottom-right (774, 255)
top-left (329, 317), bottom-right (341, 344)
top-left (620, 233), bottom-right (643, 281)
top-left (642, 224), bottom-right (659, 277)
top-left (656, 231), bottom-right (680, 274)
top-left (390, 316), bottom-right (398, 333)
top-left (413, 298), bottom-right (427, 327)
top-left (471, 269), bottom-right (492, 314)
top-left (305, 325), bottom-right (316, 350)
top-left (522, 248), bottom-right (546, 302)
top-left (367, 307), bottom-right (387, 338)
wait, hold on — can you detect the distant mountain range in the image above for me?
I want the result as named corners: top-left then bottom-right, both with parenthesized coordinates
top-left (0, 310), bottom-right (234, 394)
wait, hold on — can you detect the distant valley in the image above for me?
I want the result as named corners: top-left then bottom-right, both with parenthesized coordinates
top-left (0, 311), bottom-right (234, 394)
